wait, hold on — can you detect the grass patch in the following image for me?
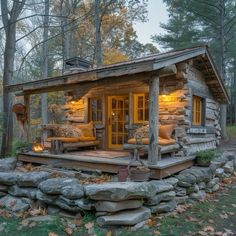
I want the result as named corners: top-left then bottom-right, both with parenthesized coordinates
top-left (226, 125), bottom-right (236, 137)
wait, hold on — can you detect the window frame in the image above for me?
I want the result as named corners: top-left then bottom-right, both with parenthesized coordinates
top-left (133, 93), bottom-right (149, 124)
top-left (192, 95), bottom-right (205, 127)
top-left (89, 97), bottom-right (103, 124)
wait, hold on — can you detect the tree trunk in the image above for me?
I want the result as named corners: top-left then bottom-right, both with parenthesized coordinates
top-left (94, 0), bottom-right (102, 66)
top-left (1, 0), bottom-right (26, 156)
top-left (219, 0), bottom-right (228, 139)
top-left (41, 0), bottom-right (49, 132)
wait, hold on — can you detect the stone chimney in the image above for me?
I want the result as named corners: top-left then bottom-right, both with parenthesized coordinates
top-left (63, 57), bottom-right (91, 74)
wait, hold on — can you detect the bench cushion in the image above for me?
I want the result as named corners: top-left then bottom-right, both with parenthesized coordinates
top-left (74, 122), bottom-right (94, 137)
top-left (127, 137), bottom-right (176, 146)
top-left (47, 136), bottom-right (97, 143)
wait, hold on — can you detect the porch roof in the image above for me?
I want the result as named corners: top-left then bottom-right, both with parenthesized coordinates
top-left (7, 45), bottom-right (229, 103)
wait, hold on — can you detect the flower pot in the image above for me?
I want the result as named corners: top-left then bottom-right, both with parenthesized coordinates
top-left (195, 158), bottom-right (211, 167)
top-left (117, 167), bottom-right (128, 182)
top-left (129, 166), bottom-right (150, 182)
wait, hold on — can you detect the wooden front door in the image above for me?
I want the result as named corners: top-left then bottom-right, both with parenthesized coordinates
top-left (108, 96), bottom-right (129, 149)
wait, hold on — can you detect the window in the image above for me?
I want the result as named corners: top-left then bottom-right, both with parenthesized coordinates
top-left (133, 93), bottom-right (149, 123)
top-left (192, 95), bottom-right (203, 126)
top-left (90, 98), bottom-right (103, 123)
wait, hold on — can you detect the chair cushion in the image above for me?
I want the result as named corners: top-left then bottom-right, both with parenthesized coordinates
top-left (128, 138), bottom-right (149, 145)
top-left (75, 122), bottom-right (94, 137)
top-left (77, 136), bottom-right (97, 142)
top-left (159, 124), bottom-right (175, 140)
top-left (47, 137), bottom-right (81, 143)
top-left (127, 137), bottom-right (176, 146)
top-left (158, 138), bottom-right (176, 146)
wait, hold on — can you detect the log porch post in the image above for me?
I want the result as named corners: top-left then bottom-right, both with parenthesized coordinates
top-left (24, 94), bottom-right (30, 142)
top-left (148, 75), bottom-right (159, 165)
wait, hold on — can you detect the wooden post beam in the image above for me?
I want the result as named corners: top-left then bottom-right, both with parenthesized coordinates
top-left (24, 94), bottom-right (30, 142)
top-left (148, 75), bottom-right (159, 165)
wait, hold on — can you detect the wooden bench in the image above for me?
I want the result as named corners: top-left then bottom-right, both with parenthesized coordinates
top-left (42, 123), bottom-right (99, 153)
top-left (123, 142), bottom-right (180, 161)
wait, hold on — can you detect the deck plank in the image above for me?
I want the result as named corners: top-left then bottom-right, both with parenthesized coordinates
top-left (17, 151), bottom-right (195, 179)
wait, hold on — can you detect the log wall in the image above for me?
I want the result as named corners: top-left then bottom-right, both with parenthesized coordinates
top-left (58, 65), bottom-right (221, 154)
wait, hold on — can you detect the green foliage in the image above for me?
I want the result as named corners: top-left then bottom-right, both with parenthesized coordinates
top-left (11, 139), bottom-right (29, 156)
top-left (195, 149), bottom-right (216, 165)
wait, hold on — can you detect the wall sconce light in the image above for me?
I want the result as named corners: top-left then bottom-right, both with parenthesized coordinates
top-left (161, 84), bottom-right (168, 96)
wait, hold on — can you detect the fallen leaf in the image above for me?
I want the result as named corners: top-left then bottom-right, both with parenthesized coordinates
top-left (48, 232), bottom-right (58, 236)
top-left (1, 210), bottom-right (11, 218)
top-left (219, 213), bottom-right (228, 219)
top-left (154, 230), bottom-right (161, 235)
top-left (29, 222), bottom-right (37, 228)
top-left (203, 225), bottom-right (214, 232)
top-left (186, 215), bottom-right (198, 222)
top-left (231, 204), bottom-right (236, 208)
top-left (21, 219), bottom-right (29, 227)
top-left (29, 208), bottom-right (41, 216)
top-left (106, 231), bottom-right (112, 236)
top-left (85, 221), bottom-right (94, 229)
top-left (208, 219), bottom-right (214, 224)
top-left (74, 219), bottom-right (82, 227)
top-left (197, 230), bottom-right (208, 236)
top-left (64, 227), bottom-right (73, 235)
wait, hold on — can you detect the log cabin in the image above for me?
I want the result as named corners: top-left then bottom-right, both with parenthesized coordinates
top-left (7, 45), bottom-right (229, 179)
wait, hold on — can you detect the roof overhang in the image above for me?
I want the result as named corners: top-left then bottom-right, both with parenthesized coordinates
top-left (6, 45), bottom-right (229, 104)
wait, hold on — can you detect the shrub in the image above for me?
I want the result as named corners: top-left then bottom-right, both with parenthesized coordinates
top-left (11, 140), bottom-right (29, 156)
top-left (195, 150), bottom-right (216, 166)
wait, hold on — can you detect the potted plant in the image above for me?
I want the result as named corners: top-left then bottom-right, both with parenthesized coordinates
top-left (195, 150), bottom-right (216, 167)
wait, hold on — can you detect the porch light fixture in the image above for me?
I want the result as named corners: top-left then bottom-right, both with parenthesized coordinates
top-left (161, 84), bottom-right (168, 96)
top-left (32, 137), bottom-right (44, 153)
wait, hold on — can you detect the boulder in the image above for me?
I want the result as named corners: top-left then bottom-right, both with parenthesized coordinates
top-left (145, 191), bottom-right (176, 206)
top-left (36, 190), bottom-right (58, 204)
top-left (55, 197), bottom-right (82, 212)
top-left (176, 173), bottom-right (196, 187)
top-left (175, 187), bottom-right (187, 197)
top-left (212, 184), bottom-right (220, 192)
top-left (198, 182), bottom-right (206, 190)
top-left (0, 185), bottom-right (9, 192)
top-left (223, 161), bottom-right (234, 174)
top-left (215, 168), bottom-right (224, 178)
top-left (38, 178), bottom-right (79, 195)
top-left (175, 196), bottom-right (189, 204)
top-left (47, 206), bottom-right (61, 215)
top-left (96, 207), bottom-right (151, 226)
top-left (206, 178), bottom-right (219, 189)
top-left (211, 156), bottom-right (228, 168)
top-left (61, 184), bottom-right (84, 199)
top-left (0, 157), bottom-right (17, 171)
top-left (95, 200), bottom-right (143, 212)
top-left (0, 172), bottom-right (19, 185)
top-left (17, 171), bottom-right (50, 187)
top-left (148, 200), bottom-right (177, 213)
top-left (75, 199), bottom-right (92, 210)
top-left (223, 151), bottom-right (236, 162)
top-left (163, 177), bottom-right (179, 187)
top-left (85, 181), bottom-right (166, 201)
top-left (0, 195), bottom-right (31, 212)
top-left (8, 185), bottom-right (39, 199)
top-left (189, 191), bottom-right (206, 201)
top-left (187, 184), bottom-right (199, 194)
top-left (181, 167), bottom-right (213, 182)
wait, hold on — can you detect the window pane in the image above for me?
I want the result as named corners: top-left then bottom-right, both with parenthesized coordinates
top-left (138, 96), bottom-right (143, 108)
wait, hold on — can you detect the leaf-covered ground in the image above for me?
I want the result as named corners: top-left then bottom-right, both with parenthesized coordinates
top-left (0, 176), bottom-right (236, 236)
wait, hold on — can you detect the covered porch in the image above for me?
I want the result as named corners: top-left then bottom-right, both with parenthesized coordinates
top-left (17, 150), bottom-right (195, 179)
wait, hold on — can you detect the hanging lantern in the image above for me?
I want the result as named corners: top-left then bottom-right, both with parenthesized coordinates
top-left (32, 137), bottom-right (44, 153)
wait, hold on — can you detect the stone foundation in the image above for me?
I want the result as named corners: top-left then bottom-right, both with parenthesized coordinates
top-left (0, 152), bottom-right (235, 226)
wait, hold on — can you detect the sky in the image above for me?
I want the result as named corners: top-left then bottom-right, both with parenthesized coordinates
top-left (133, 0), bottom-right (169, 51)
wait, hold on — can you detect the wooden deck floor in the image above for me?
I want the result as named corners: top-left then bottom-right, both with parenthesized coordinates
top-left (17, 150), bottom-right (195, 179)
